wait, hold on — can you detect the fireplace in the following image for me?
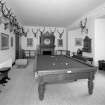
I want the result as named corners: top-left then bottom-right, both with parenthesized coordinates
top-left (43, 51), bottom-right (52, 55)
top-left (39, 31), bottom-right (55, 55)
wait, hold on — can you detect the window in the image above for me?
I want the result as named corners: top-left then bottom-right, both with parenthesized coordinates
top-left (27, 38), bottom-right (33, 47)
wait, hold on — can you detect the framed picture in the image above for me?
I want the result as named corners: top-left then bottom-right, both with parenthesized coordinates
top-left (0, 33), bottom-right (9, 50)
top-left (58, 39), bottom-right (63, 47)
top-left (11, 37), bottom-right (13, 47)
top-left (75, 38), bottom-right (82, 46)
top-left (27, 38), bottom-right (33, 47)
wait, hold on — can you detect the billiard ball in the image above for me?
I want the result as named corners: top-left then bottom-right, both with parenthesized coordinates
top-left (67, 70), bottom-right (72, 73)
top-left (65, 63), bottom-right (68, 65)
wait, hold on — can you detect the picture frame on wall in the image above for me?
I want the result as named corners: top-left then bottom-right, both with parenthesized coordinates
top-left (11, 37), bottom-right (13, 47)
top-left (0, 33), bottom-right (9, 50)
top-left (75, 38), bottom-right (82, 46)
top-left (58, 39), bottom-right (63, 47)
top-left (27, 38), bottom-right (33, 47)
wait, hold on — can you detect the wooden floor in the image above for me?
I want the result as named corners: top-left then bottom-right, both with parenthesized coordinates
top-left (0, 60), bottom-right (105, 105)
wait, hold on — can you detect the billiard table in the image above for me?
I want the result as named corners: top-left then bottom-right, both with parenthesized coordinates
top-left (34, 55), bottom-right (97, 100)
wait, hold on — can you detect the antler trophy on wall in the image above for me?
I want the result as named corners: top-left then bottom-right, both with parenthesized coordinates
top-left (32, 28), bottom-right (39, 38)
top-left (13, 18), bottom-right (22, 34)
top-left (0, 0), bottom-right (5, 24)
top-left (2, 6), bottom-right (12, 30)
top-left (0, 0), bottom-right (10, 29)
top-left (80, 17), bottom-right (88, 34)
top-left (0, 0), bottom-right (25, 35)
top-left (49, 27), bottom-right (56, 36)
top-left (0, 0), bottom-right (18, 33)
top-left (57, 29), bottom-right (64, 47)
top-left (38, 27), bottom-right (45, 36)
top-left (21, 27), bottom-right (29, 37)
top-left (57, 29), bottom-right (64, 39)
top-left (9, 15), bottom-right (16, 32)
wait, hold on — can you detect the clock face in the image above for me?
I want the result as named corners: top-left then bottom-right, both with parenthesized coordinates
top-left (44, 38), bottom-right (51, 45)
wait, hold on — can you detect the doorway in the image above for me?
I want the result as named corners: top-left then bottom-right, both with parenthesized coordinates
top-left (15, 35), bottom-right (20, 59)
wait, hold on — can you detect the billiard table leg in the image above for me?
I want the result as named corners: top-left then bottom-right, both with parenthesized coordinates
top-left (38, 83), bottom-right (45, 100)
top-left (88, 79), bottom-right (94, 94)
top-left (88, 72), bottom-right (94, 95)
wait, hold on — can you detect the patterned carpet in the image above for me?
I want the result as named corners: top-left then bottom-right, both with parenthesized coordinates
top-left (0, 60), bottom-right (105, 105)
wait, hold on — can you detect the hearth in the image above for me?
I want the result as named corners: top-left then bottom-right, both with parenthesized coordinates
top-left (43, 51), bottom-right (52, 55)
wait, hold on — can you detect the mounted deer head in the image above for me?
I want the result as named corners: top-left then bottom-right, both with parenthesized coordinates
top-left (13, 25), bottom-right (22, 36)
top-left (0, 0), bottom-right (9, 24)
top-left (57, 29), bottom-right (64, 39)
top-left (80, 17), bottom-right (87, 33)
top-left (13, 28), bottom-right (19, 35)
top-left (0, 1), bottom-right (13, 30)
top-left (38, 27), bottom-right (45, 36)
top-left (9, 15), bottom-right (21, 33)
top-left (4, 7), bottom-right (13, 30)
top-left (32, 28), bottom-right (39, 38)
top-left (12, 16), bottom-right (18, 28)
top-left (7, 15), bottom-right (15, 32)
top-left (49, 27), bottom-right (56, 35)
top-left (0, 0), bottom-right (23, 33)
top-left (9, 14), bottom-right (15, 26)
top-left (0, 0), bottom-right (5, 21)
top-left (0, 0), bottom-right (6, 13)
top-left (0, 2), bottom-right (12, 19)
top-left (13, 25), bottom-right (20, 35)
top-left (22, 27), bottom-right (29, 37)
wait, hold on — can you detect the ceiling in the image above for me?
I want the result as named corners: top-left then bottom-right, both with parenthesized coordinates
top-left (7, 0), bottom-right (105, 27)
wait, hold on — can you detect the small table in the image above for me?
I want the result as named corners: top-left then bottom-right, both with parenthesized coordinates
top-left (34, 55), bottom-right (97, 100)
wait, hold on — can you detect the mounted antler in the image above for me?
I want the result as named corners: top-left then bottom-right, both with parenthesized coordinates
top-left (13, 25), bottom-right (22, 36)
top-left (0, 1), bottom-right (13, 30)
top-left (0, 0), bottom-right (8, 24)
top-left (32, 28), bottom-right (39, 37)
top-left (0, 0), bottom-right (5, 14)
top-left (50, 27), bottom-right (56, 35)
top-left (22, 27), bottom-right (29, 37)
top-left (0, 0), bottom-right (24, 34)
top-left (80, 17), bottom-right (87, 33)
top-left (6, 13), bottom-right (16, 32)
top-left (1, 2), bottom-right (12, 19)
top-left (38, 27), bottom-right (45, 36)
top-left (9, 15), bottom-right (15, 28)
top-left (12, 16), bottom-right (18, 28)
top-left (8, 14), bottom-right (21, 33)
top-left (0, 0), bottom-right (6, 12)
top-left (57, 29), bottom-right (64, 39)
